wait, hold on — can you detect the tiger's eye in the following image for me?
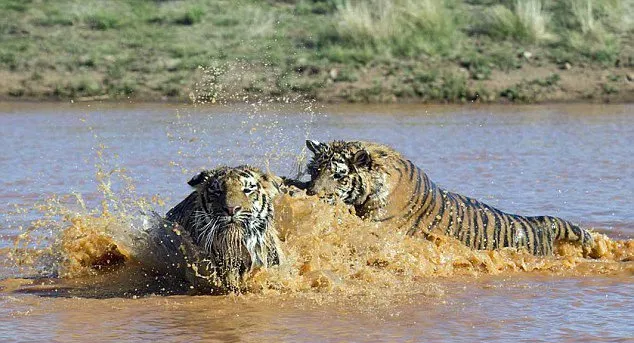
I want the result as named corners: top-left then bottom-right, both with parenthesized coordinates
top-left (243, 184), bottom-right (258, 194)
top-left (209, 187), bottom-right (222, 196)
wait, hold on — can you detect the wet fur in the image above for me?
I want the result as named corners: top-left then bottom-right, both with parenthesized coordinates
top-left (306, 140), bottom-right (594, 255)
top-left (166, 165), bottom-right (283, 285)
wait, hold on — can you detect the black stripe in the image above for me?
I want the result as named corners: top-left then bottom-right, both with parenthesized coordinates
top-left (556, 218), bottom-right (568, 240)
top-left (455, 194), bottom-right (468, 244)
top-left (427, 189), bottom-right (447, 232)
top-left (489, 207), bottom-right (502, 250)
top-left (454, 197), bottom-right (465, 244)
top-left (563, 220), bottom-right (575, 240)
top-left (402, 167), bottom-right (423, 214)
top-left (346, 176), bottom-right (358, 202)
top-left (518, 217), bottom-right (533, 252)
top-left (500, 213), bottom-right (510, 248)
top-left (471, 202), bottom-right (482, 249)
top-left (376, 215), bottom-right (396, 222)
top-left (538, 216), bottom-right (550, 255)
top-left (392, 159), bottom-right (405, 181)
top-left (407, 159), bottom-right (415, 182)
top-left (504, 214), bottom-right (514, 249)
top-left (512, 217), bottom-right (523, 249)
top-left (238, 170), bottom-right (253, 179)
top-left (261, 194), bottom-right (268, 210)
top-left (402, 173), bottom-right (432, 222)
top-left (410, 205), bottom-right (428, 235)
top-left (408, 178), bottom-right (436, 234)
top-left (445, 193), bottom-right (461, 236)
top-left (480, 206), bottom-right (490, 250)
top-left (530, 221), bottom-right (539, 255)
top-left (464, 202), bottom-right (475, 248)
top-left (416, 177), bottom-right (434, 215)
top-left (452, 193), bottom-right (464, 240)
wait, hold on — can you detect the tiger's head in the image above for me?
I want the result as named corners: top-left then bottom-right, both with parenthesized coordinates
top-left (186, 165), bottom-right (283, 282)
top-left (305, 140), bottom-right (385, 209)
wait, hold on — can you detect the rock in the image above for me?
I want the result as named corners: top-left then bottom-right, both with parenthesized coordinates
top-left (522, 51), bottom-right (532, 59)
top-left (163, 58), bottom-right (181, 72)
top-left (78, 55), bottom-right (94, 66)
top-left (560, 62), bottom-right (572, 70)
top-left (626, 73), bottom-right (634, 82)
top-left (77, 95), bottom-right (110, 102)
top-left (329, 68), bottom-right (339, 80)
top-left (103, 55), bottom-right (116, 63)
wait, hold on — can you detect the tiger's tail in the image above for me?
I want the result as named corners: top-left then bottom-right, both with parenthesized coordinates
top-left (532, 216), bottom-right (594, 247)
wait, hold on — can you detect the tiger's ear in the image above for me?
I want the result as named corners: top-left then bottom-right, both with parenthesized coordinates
top-left (187, 170), bottom-right (212, 189)
top-left (306, 139), bottom-right (329, 155)
top-left (352, 149), bottom-right (371, 169)
top-left (261, 174), bottom-right (284, 196)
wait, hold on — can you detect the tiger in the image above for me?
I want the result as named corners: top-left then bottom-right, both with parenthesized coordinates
top-left (165, 165), bottom-right (284, 287)
top-left (304, 140), bottom-right (594, 256)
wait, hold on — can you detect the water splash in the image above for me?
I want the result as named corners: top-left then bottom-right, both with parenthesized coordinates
top-left (246, 192), bottom-right (633, 299)
top-left (4, 158), bottom-right (633, 300)
top-left (168, 64), bottom-right (317, 179)
top-left (2, 65), bottom-right (632, 301)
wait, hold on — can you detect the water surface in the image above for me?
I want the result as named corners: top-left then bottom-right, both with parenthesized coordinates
top-left (0, 102), bottom-right (632, 342)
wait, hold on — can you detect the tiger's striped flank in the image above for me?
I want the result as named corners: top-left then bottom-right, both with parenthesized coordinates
top-left (306, 140), bottom-right (593, 256)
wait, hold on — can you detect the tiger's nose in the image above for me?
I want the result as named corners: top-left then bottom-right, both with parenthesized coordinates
top-left (224, 206), bottom-right (242, 216)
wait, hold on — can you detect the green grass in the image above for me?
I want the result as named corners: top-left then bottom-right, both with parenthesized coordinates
top-left (325, 0), bottom-right (461, 57)
top-left (500, 73), bottom-right (561, 102)
top-left (0, 0), bottom-right (632, 102)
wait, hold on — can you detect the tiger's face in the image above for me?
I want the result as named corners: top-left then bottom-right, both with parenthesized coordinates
top-left (187, 166), bottom-right (281, 278)
top-left (305, 140), bottom-right (372, 206)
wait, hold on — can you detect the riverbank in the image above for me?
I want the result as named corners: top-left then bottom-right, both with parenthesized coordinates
top-left (1, 0), bottom-right (633, 104)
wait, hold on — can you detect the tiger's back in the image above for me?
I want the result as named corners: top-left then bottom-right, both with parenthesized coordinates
top-left (377, 157), bottom-right (592, 255)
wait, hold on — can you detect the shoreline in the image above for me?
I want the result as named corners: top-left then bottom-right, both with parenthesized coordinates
top-left (2, 94), bottom-right (632, 105)
top-left (1, 98), bottom-right (632, 110)
top-left (3, 63), bottom-right (632, 105)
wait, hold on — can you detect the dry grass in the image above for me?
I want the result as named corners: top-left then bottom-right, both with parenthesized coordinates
top-left (483, 0), bottom-right (554, 43)
top-left (332, 0), bottom-right (461, 56)
top-left (564, 0), bottom-right (632, 60)
top-left (515, 0), bottom-right (554, 42)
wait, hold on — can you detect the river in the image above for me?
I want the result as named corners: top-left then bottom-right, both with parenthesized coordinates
top-left (0, 102), bottom-right (632, 342)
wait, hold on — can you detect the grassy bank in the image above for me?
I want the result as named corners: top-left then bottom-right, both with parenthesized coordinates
top-left (1, 0), bottom-right (633, 103)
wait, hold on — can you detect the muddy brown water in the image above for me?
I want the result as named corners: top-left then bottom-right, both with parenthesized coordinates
top-left (0, 102), bottom-right (632, 342)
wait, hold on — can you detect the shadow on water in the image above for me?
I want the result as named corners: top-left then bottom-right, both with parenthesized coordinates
top-left (1, 268), bottom-right (194, 299)
top-left (2, 215), bottom-right (235, 299)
